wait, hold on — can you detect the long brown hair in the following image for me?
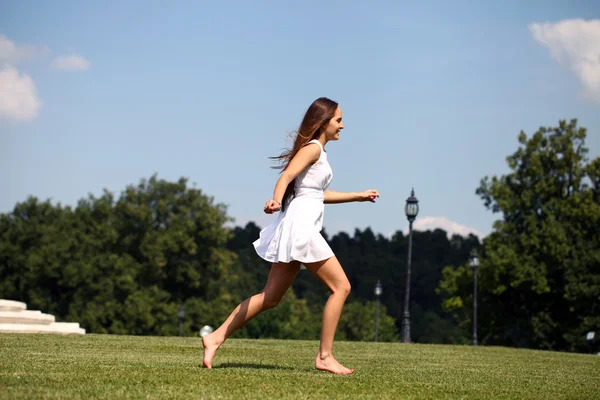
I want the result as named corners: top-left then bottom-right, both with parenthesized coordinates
top-left (270, 97), bottom-right (339, 211)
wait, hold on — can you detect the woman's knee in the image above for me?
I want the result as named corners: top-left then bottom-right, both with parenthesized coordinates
top-left (261, 292), bottom-right (282, 310)
top-left (334, 280), bottom-right (351, 297)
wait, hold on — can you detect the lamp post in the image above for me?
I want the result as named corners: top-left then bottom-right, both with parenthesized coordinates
top-left (401, 188), bottom-right (419, 343)
top-left (469, 249), bottom-right (480, 346)
top-left (178, 304), bottom-right (185, 337)
top-left (374, 279), bottom-right (382, 342)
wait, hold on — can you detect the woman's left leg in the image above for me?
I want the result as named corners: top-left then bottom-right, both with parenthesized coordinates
top-left (202, 260), bottom-right (301, 368)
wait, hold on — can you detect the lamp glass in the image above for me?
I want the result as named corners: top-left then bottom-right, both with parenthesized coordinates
top-left (405, 202), bottom-right (419, 218)
top-left (375, 283), bottom-right (382, 296)
top-left (469, 252), bottom-right (480, 268)
top-left (199, 325), bottom-right (214, 337)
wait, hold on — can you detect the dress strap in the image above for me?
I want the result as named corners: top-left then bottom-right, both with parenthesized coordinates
top-left (306, 139), bottom-right (324, 162)
top-left (307, 139), bottom-right (324, 153)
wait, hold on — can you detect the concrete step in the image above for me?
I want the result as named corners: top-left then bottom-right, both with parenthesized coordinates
top-left (0, 300), bottom-right (27, 312)
top-left (0, 310), bottom-right (55, 325)
top-left (0, 322), bottom-right (85, 335)
top-left (0, 299), bottom-right (86, 335)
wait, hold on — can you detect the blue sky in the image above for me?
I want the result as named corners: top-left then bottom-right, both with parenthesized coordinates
top-left (1, 0), bottom-right (599, 239)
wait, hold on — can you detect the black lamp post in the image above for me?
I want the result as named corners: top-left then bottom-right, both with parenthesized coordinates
top-left (469, 249), bottom-right (480, 345)
top-left (401, 188), bottom-right (419, 343)
top-left (374, 279), bottom-right (382, 342)
top-left (178, 304), bottom-right (185, 337)
top-left (586, 331), bottom-right (596, 354)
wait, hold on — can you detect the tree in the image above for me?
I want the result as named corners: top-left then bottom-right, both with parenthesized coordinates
top-left (438, 119), bottom-right (600, 351)
top-left (336, 300), bottom-right (399, 342)
top-left (232, 289), bottom-right (322, 340)
top-left (0, 175), bottom-right (242, 336)
top-left (1, 174), bottom-right (480, 342)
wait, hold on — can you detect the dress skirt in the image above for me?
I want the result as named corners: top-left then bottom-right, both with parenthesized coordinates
top-left (253, 197), bottom-right (334, 264)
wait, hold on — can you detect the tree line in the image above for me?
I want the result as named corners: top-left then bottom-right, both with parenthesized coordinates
top-left (1, 119), bottom-right (597, 352)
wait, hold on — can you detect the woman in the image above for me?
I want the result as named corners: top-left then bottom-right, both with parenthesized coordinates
top-left (202, 97), bottom-right (379, 375)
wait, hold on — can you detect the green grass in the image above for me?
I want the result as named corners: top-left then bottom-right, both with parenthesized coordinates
top-left (1, 334), bottom-right (599, 399)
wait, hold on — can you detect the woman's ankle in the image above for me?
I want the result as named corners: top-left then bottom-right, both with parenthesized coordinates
top-left (204, 332), bottom-right (224, 345)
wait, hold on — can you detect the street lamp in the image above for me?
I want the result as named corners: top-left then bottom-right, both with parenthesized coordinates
top-left (401, 188), bottom-right (419, 343)
top-left (469, 249), bottom-right (480, 346)
top-left (199, 325), bottom-right (214, 338)
top-left (178, 304), bottom-right (185, 337)
top-left (374, 279), bottom-right (382, 342)
top-left (585, 331), bottom-right (599, 355)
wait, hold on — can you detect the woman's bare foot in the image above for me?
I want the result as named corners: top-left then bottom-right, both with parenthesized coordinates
top-left (315, 353), bottom-right (354, 375)
top-left (202, 333), bottom-right (222, 369)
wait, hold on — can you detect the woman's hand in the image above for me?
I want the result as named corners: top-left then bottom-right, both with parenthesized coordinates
top-left (263, 199), bottom-right (282, 214)
top-left (359, 189), bottom-right (380, 203)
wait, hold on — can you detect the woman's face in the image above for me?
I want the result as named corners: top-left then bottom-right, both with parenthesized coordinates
top-left (323, 107), bottom-right (344, 141)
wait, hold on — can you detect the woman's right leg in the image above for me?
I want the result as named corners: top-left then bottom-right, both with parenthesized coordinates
top-left (202, 261), bottom-right (301, 368)
top-left (303, 256), bottom-right (353, 375)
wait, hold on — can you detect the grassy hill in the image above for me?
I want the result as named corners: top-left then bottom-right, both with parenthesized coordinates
top-left (1, 334), bottom-right (598, 399)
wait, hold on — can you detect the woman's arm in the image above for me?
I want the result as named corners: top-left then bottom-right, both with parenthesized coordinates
top-left (264, 143), bottom-right (321, 213)
top-left (324, 189), bottom-right (379, 204)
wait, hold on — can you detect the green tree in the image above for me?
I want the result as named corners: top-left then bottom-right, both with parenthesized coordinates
top-left (0, 175), bottom-right (242, 336)
top-left (232, 289), bottom-right (322, 340)
top-left (336, 300), bottom-right (399, 342)
top-left (438, 119), bottom-right (600, 351)
top-left (1, 174), bottom-right (481, 342)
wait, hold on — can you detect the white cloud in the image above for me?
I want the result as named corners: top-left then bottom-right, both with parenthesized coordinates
top-left (402, 216), bottom-right (484, 239)
top-left (0, 34), bottom-right (91, 124)
top-left (529, 19), bottom-right (600, 103)
top-left (51, 54), bottom-right (91, 71)
top-left (0, 34), bottom-right (50, 64)
top-left (0, 64), bottom-right (41, 122)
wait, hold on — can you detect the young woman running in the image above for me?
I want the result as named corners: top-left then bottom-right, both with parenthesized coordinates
top-left (202, 97), bottom-right (379, 375)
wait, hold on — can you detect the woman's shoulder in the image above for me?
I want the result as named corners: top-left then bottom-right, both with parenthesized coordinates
top-left (292, 140), bottom-right (322, 165)
top-left (305, 139), bottom-right (324, 153)
top-left (305, 140), bottom-right (324, 162)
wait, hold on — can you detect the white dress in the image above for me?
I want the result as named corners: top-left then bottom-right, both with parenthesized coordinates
top-left (253, 139), bottom-right (334, 265)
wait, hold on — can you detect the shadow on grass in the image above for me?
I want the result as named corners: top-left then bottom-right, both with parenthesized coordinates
top-left (208, 363), bottom-right (294, 370)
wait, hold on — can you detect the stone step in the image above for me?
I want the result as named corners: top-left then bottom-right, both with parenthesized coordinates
top-left (0, 322), bottom-right (85, 335)
top-left (0, 310), bottom-right (55, 325)
top-left (0, 299), bottom-right (86, 335)
top-left (0, 300), bottom-right (27, 312)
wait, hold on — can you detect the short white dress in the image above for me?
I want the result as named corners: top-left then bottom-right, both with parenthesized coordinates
top-left (253, 139), bottom-right (335, 265)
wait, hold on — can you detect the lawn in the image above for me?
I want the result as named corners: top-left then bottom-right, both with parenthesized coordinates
top-left (1, 333), bottom-right (598, 399)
